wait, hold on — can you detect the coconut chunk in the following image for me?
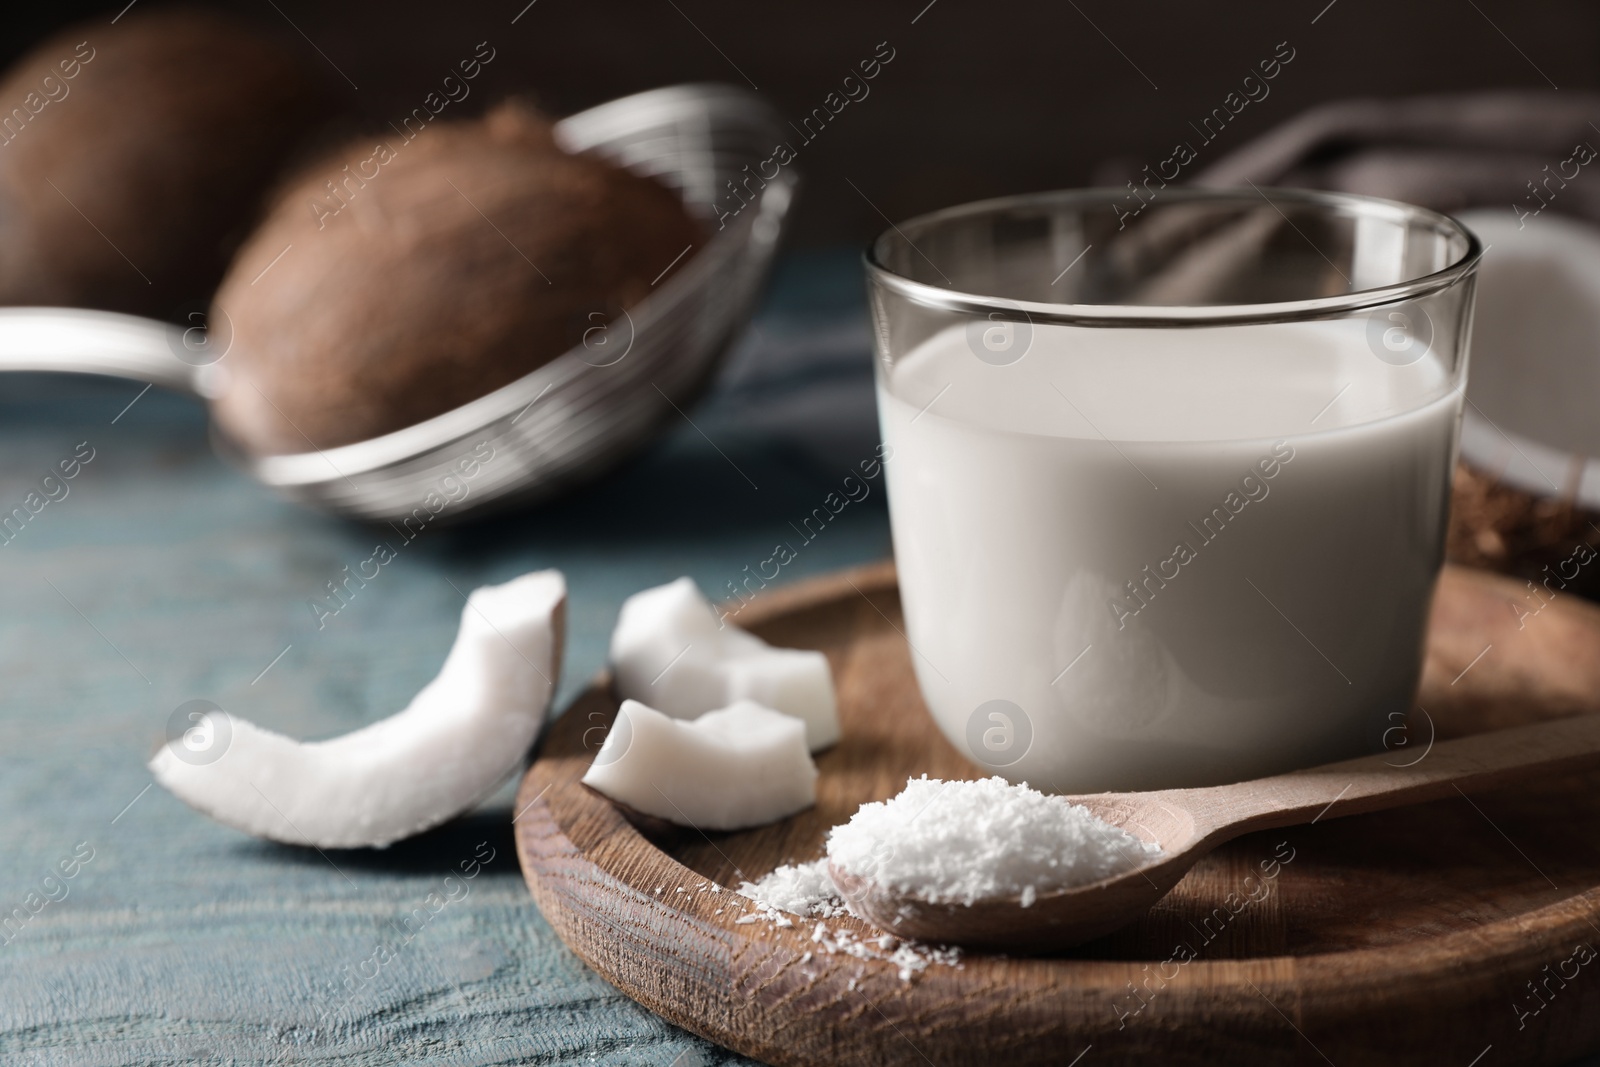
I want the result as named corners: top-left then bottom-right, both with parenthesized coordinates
top-left (609, 578), bottom-right (840, 750)
top-left (150, 570), bottom-right (566, 848)
top-left (581, 699), bottom-right (817, 830)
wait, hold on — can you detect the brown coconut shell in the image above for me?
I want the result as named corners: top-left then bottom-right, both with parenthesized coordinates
top-left (1446, 462), bottom-right (1600, 600)
top-left (0, 7), bottom-right (326, 318)
top-left (209, 100), bottom-right (704, 455)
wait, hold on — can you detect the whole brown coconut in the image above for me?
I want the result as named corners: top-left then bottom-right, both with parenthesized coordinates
top-left (0, 8), bottom-right (326, 318)
top-left (209, 101), bottom-right (704, 455)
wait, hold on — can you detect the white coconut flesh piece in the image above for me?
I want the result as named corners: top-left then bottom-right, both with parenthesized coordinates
top-left (581, 698), bottom-right (817, 831)
top-left (150, 570), bottom-right (566, 849)
top-left (609, 577), bottom-right (840, 751)
top-left (1455, 209), bottom-right (1600, 507)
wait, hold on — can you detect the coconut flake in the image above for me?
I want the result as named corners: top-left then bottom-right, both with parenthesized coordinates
top-left (582, 699), bottom-right (816, 831)
top-left (609, 578), bottom-right (840, 750)
top-left (150, 570), bottom-right (565, 849)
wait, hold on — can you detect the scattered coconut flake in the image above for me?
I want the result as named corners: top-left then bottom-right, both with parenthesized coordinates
top-left (806, 921), bottom-right (960, 981)
top-left (891, 940), bottom-right (961, 980)
top-left (735, 858), bottom-right (961, 981)
top-left (737, 860), bottom-right (849, 921)
top-left (827, 775), bottom-right (1161, 906)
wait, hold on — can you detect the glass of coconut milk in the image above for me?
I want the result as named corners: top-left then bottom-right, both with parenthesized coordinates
top-left (867, 188), bottom-right (1481, 792)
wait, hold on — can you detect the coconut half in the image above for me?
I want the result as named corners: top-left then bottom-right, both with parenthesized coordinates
top-left (1438, 210), bottom-right (1600, 588)
top-left (150, 570), bottom-right (566, 848)
top-left (609, 577), bottom-right (840, 750)
top-left (1456, 209), bottom-right (1600, 504)
top-left (581, 698), bottom-right (817, 831)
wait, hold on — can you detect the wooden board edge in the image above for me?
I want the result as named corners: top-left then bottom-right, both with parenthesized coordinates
top-left (513, 561), bottom-right (1600, 1066)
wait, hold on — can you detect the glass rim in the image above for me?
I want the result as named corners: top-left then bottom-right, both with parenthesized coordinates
top-left (863, 186), bottom-right (1484, 328)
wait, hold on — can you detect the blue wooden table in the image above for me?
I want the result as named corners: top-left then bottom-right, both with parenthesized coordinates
top-left (0, 250), bottom-right (885, 1066)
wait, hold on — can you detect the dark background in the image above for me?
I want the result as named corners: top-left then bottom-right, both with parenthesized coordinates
top-left (9, 0), bottom-right (1598, 244)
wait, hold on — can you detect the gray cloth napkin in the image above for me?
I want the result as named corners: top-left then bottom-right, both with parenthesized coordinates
top-left (1194, 91), bottom-right (1600, 223)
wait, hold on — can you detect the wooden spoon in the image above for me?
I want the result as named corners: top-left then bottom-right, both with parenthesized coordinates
top-left (829, 712), bottom-right (1600, 953)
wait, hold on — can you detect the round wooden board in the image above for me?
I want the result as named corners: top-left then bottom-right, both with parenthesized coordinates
top-left (514, 561), bottom-right (1600, 1067)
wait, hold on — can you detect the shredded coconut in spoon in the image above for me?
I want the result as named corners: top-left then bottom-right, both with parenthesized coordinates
top-left (826, 775), bottom-right (1161, 906)
top-left (729, 775), bottom-right (1156, 977)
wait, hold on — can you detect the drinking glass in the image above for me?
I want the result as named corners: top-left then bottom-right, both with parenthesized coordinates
top-left (866, 187), bottom-right (1481, 791)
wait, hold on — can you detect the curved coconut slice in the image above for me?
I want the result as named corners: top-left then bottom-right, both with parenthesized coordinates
top-left (581, 698), bottom-right (817, 831)
top-left (609, 578), bottom-right (840, 750)
top-left (151, 570), bottom-right (566, 848)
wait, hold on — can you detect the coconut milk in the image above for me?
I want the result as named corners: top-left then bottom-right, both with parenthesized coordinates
top-left (877, 318), bottom-right (1461, 791)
